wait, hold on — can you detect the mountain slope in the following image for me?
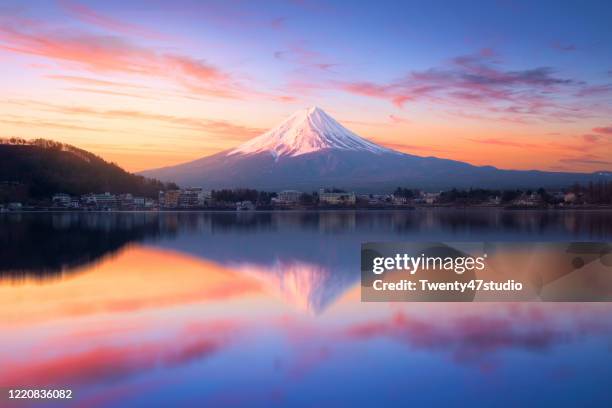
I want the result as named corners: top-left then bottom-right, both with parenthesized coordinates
top-left (0, 138), bottom-right (177, 202)
top-left (229, 106), bottom-right (392, 158)
top-left (141, 107), bottom-right (609, 192)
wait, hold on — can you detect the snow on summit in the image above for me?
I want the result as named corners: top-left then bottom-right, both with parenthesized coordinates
top-left (228, 106), bottom-right (392, 158)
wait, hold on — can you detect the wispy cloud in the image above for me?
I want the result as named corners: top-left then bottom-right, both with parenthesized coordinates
top-left (466, 137), bottom-right (540, 149)
top-left (8, 100), bottom-right (264, 139)
top-left (46, 74), bottom-right (149, 89)
top-left (0, 115), bottom-right (101, 132)
top-left (593, 125), bottom-right (612, 135)
top-left (275, 43), bottom-right (339, 73)
top-left (334, 49), bottom-right (612, 123)
top-left (0, 319), bottom-right (240, 386)
top-left (559, 154), bottom-right (612, 166)
top-left (0, 15), bottom-right (290, 101)
top-left (388, 114), bottom-right (410, 124)
top-left (58, 0), bottom-right (168, 40)
top-left (551, 41), bottom-right (577, 52)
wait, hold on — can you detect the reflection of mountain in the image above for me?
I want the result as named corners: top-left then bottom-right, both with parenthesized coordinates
top-left (233, 259), bottom-right (355, 314)
top-left (3, 211), bottom-right (611, 311)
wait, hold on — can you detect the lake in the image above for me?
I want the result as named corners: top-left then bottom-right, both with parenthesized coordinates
top-left (1, 210), bottom-right (611, 407)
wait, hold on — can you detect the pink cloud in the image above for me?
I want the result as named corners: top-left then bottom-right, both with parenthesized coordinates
top-left (388, 114), bottom-right (410, 124)
top-left (344, 306), bottom-right (612, 365)
top-left (334, 50), bottom-right (611, 123)
top-left (5, 99), bottom-right (266, 139)
top-left (0, 320), bottom-right (240, 386)
top-left (593, 125), bottom-right (612, 135)
top-left (0, 16), bottom-right (291, 101)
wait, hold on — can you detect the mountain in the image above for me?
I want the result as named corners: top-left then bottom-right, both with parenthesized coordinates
top-left (141, 107), bottom-right (609, 192)
top-left (0, 138), bottom-right (177, 202)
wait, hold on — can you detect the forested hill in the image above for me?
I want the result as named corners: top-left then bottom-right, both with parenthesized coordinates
top-left (0, 138), bottom-right (177, 202)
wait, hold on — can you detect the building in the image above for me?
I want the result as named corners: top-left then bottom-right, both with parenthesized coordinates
top-left (118, 193), bottom-right (134, 208)
top-left (278, 190), bottom-right (302, 204)
top-left (93, 192), bottom-right (118, 209)
top-left (80, 193), bottom-right (118, 209)
top-left (179, 187), bottom-right (210, 208)
top-left (159, 190), bottom-right (181, 208)
top-left (133, 197), bottom-right (146, 208)
top-left (81, 194), bottom-right (96, 206)
top-left (421, 192), bottom-right (440, 205)
top-left (319, 189), bottom-right (356, 205)
top-left (52, 193), bottom-right (71, 207)
top-left (513, 193), bottom-right (541, 207)
top-left (236, 200), bottom-right (255, 211)
top-left (391, 194), bottom-right (408, 205)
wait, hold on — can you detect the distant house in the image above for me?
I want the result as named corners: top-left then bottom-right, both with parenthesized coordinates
top-left (278, 190), bottom-right (302, 204)
top-left (391, 194), bottom-right (408, 205)
top-left (178, 187), bottom-right (210, 208)
top-left (513, 193), bottom-right (541, 207)
top-left (564, 192), bottom-right (577, 203)
top-left (118, 193), bottom-right (134, 209)
top-left (421, 192), bottom-right (440, 205)
top-left (319, 189), bottom-right (356, 205)
top-left (93, 192), bottom-right (118, 209)
top-left (52, 193), bottom-right (71, 207)
top-left (236, 200), bottom-right (255, 211)
top-left (133, 197), bottom-right (146, 208)
top-left (159, 190), bottom-right (181, 208)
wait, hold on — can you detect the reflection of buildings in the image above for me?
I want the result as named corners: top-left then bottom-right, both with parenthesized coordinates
top-left (4, 211), bottom-right (611, 307)
top-left (318, 211), bottom-right (356, 233)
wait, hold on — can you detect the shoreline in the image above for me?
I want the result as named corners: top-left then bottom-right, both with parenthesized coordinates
top-left (2, 206), bottom-right (612, 214)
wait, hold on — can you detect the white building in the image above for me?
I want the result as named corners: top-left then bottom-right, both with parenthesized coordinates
top-left (278, 190), bottom-right (302, 204)
top-left (236, 201), bottom-right (255, 211)
top-left (179, 187), bottom-right (211, 207)
top-left (318, 189), bottom-right (356, 205)
top-left (90, 192), bottom-right (118, 209)
top-left (52, 193), bottom-right (71, 207)
top-left (422, 192), bottom-right (440, 205)
top-left (8, 202), bottom-right (22, 211)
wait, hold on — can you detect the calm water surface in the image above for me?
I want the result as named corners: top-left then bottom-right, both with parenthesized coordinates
top-left (1, 210), bottom-right (611, 407)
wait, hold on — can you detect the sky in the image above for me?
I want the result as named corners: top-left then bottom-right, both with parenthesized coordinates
top-left (0, 0), bottom-right (611, 172)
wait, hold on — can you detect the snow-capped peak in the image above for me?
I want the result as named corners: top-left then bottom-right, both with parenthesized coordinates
top-left (228, 106), bottom-right (392, 158)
